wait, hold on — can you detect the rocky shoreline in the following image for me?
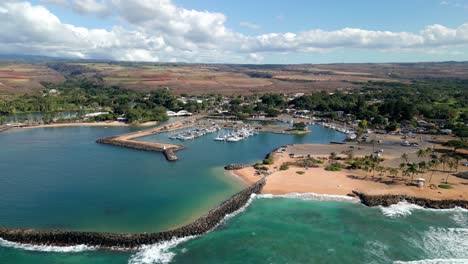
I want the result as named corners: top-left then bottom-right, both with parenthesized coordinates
top-left (224, 164), bottom-right (248, 170)
top-left (0, 178), bottom-right (265, 249)
top-left (353, 190), bottom-right (468, 209)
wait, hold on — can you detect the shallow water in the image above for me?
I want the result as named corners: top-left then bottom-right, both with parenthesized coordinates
top-left (2, 123), bottom-right (465, 264)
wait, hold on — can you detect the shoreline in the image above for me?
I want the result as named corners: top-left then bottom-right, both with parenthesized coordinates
top-left (228, 140), bottom-right (468, 208)
top-left (8, 121), bottom-right (159, 130)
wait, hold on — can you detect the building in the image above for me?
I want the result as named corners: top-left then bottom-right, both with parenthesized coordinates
top-left (167, 110), bottom-right (193, 117)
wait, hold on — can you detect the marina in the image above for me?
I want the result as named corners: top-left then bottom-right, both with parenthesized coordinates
top-left (214, 125), bottom-right (258, 142)
top-left (169, 125), bottom-right (221, 140)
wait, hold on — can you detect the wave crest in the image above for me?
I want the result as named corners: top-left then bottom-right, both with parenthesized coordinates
top-left (0, 238), bottom-right (97, 253)
top-left (380, 202), bottom-right (468, 218)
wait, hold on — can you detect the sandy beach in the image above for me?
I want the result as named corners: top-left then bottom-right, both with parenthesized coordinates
top-left (232, 140), bottom-right (468, 201)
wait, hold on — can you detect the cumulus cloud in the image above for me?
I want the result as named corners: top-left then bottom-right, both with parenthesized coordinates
top-left (3, 1), bottom-right (468, 63)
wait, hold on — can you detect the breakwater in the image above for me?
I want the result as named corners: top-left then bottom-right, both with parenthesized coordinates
top-left (96, 136), bottom-right (184, 161)
top-left (0, 178), bottom-right (265, 249)
top-left (95, 117), bottom-right (198, 161)
top-left (224, 164), bottom-right (248, 170)
top-left (353, 190), bottom-right (468, 209)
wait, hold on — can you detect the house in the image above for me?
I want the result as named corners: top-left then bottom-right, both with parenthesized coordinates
top-left (167, 110), bottom-right (193, 117)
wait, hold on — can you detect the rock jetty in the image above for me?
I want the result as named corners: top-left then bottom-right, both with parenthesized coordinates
top-left (224, 164), bottom-right (248, 170)
top-left (0, 179), bottom-right (265, 249)
top-left (96, 136), bottom-right (184, 161)
top-left (353, 190), bottom-right (468, 209)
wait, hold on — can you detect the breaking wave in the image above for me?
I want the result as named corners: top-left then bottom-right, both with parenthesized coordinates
top-left (128, 236), bottom-right (194, 264)
top-left (128, 193), bottom-right (258, 264)
top-left (380, 202), bottom-right (468, 218)
top-left (257, 192), bottom-right (357, 202)
top-left (0, 238), bottom-right (97, 253)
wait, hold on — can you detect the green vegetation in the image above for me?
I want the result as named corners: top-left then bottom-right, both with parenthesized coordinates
top-left (291, 79), bottom-right (468, 130)
top-left (279, 164), bottom-right (289, 171)
top-left (444, 140), bottom-right (468, 151)
top-left (285, 157), bottom-right (323, 168)
top-left (296, 171), bottom-right (305, 175)
top-left (438, 184), bottom-right (454, 189)
top-left (263, 156), bottom-right (274, 165)
top-left (0, 78), bottom-right (205, 124)
top-left (253, 163), bottom-right (269, 171)
top-left (292, 122), bottom-right (307, 131)
top-left (325, 163), bottom-right (342, 171)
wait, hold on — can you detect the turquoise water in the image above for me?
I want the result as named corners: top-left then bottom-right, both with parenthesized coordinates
top-left (1, 198), bottom-right (466, 264)
top-left (1, 124), bottom-right (466, 263)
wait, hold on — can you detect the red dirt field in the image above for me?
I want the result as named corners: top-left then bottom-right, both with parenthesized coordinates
top-left (0, 63), bottom-right (64, 94)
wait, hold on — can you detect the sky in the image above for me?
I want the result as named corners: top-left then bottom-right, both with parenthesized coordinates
top-left (1, 0), bottom-right (468, 64)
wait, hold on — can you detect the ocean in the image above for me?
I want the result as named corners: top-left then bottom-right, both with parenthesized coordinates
top-left (0, 123), bottom-right (466, 264)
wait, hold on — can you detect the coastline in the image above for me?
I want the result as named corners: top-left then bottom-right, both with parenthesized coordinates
top-left (228, 140), bottom-right (468, 208)
top-left (11, 121), bottom-right (159, 129)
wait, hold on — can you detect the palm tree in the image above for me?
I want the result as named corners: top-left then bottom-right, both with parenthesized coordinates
top-left (446, 158), bottom-right (457, 184)
top-left (440, 154), bottom-right (450, 173)
top-left (407, 163), bottom-right (419, 184)
top-left (428, 159), bottom-right (440, 184)
top-left (453, 156), bottom-right (462, 173)
top-left (417, 149), bottom-right (427, 161)
top-left (418, 161), bottom-right (428, 179)
top-left (399, 163), bottom-right (407, 181)
top-left (401, 153), bottom-right (409, 164)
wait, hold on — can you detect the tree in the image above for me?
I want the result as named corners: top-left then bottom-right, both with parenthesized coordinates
top-left (417, 149), bottom-right (427, 161)
top-left (446, 158), bottom-right (457, 183)
top-left (401, 153), bottom-right (409, 164)
top-left (407, 163), bottom-right (419, 183)
top-left (453, 125), bottom-right (468, 140)
top-left (358, 120), bottom-right (368, 130)
top-left (293, 122), bottom-right (307, 131)
top-left (428, 159), bottom-right (440, 184)
top-left (444, 140), bottom-right (468, 152)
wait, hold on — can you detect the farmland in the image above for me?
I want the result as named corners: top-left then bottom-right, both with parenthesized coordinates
top-left (0, 62), bottom-right (64, 94)
top-left (1, 61), bottom-right (468, 95)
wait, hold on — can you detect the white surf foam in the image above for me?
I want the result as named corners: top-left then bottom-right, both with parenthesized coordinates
top-left (258, 192), bottom-right (357, 202)
top-left (128, 236), bottom-right (194, 264)
top-left (394, 259), bottom-right (468, 264)
top-left (379, 202), bottom-right (468, 218)
top-left (0, 238), bottom-right (97, 253)
top-left (379, 202), bottom-right (424, 217)
top-left (128, 193), bottom-right (258, 264)
top-left (420, 227), bottom-right (468, 259)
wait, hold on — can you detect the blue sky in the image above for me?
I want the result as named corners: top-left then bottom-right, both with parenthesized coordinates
top-left (6, 0), bottom-right (468, 63)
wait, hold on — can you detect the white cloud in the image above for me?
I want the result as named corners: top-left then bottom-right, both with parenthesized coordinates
top-left (72, 0), bottom-right (110, 17)
top-left (2, 1), bottom-right (468, 63)
top-left (240, 21), bottom-right (261, 30)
